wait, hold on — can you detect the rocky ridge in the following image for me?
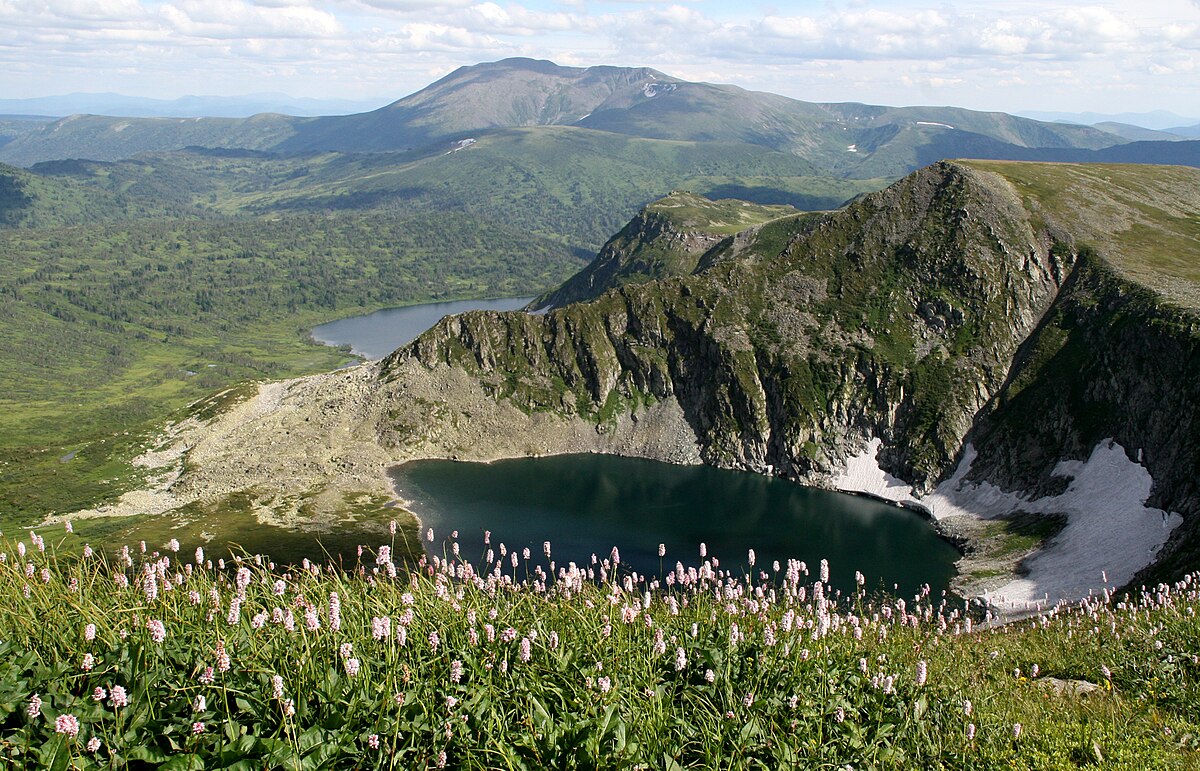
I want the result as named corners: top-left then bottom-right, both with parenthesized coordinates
top-left (74, 160), bottom-right (1200, 605)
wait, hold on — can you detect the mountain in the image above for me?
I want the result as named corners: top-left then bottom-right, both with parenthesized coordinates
top-left (115, 160), bottom-right (1200, 603)
top-left (0, 58), bottom-right (1148, 177)
top-left (1017, 110), bottom-right (1200, 131)
top-left (1168, 123), bottom-right (1200, 138)
top-left (1091, 122), bottom-right (1187, 142)
top-left (531, 191), bottom-right (803, 310)
top-left (0, 93), bottom-right (384, 119)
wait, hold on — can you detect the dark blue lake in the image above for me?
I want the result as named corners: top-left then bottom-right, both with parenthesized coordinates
top-left (390, 454), bottom-right (959, 597)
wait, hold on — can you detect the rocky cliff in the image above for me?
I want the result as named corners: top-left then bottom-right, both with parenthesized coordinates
top-left (378, 160), bottom-right (1200, 593)
top-left (530, 191), bottom-right (798, 310)
top-left (82, 160), bottom-right (1200, 605)
top-left (392, 162), bottom-right (1073, 489)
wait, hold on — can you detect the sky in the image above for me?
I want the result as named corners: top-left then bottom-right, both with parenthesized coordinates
top-left (2, 0), bottom-right (1199, 118)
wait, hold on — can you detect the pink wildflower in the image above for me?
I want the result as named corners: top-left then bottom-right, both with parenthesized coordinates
top-left (345, 658), bottom-right (361, 677)
top-left (369, 734), bottom-right (380, 749)
top-left (109, 686), bottom-right (129, 708)
top-left (92, 687), bottom-right (107, 702)
top-left (82, 653), bottom-right (94, 672)
top-left (199, 666), bottom-right (215, 685)
top-left (55, 714), bottom-right (80, 738)
top-left (916, 660), bottom-right (928, 687)
top-left (1013, 723), bottom-right (1023, 740)
top-left (86, 737), bottom-right (101, 753)
top-left (147, 619), bottom-right (166, 643)
top-left (328, 593), bottom-right (341, 632)
top-left (192, 722), bottom-right (205, 735)
top-left (27, 693), bottom-right (41, 718)
top-left (84, 623), bottom-right (96, 641)
top-left (272, 675), bottom-right (285, 700)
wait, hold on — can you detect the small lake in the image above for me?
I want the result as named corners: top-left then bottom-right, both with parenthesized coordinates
top-left (311, 297), bottom-right (534, 360)
top-left (391, 454), bottom-right (959, 597)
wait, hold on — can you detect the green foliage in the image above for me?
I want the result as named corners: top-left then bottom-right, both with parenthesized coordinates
top-left (0, 534), bottom-right (1197, 768)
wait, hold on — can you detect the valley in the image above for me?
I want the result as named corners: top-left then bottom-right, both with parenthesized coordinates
top-left (3, 58), bottom-right (1199, 602)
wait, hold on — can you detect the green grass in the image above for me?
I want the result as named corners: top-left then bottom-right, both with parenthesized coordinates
top-left (0, 532), bottom-right (1196, 768)
top-left (961, 161), bottom-right (1200, 306)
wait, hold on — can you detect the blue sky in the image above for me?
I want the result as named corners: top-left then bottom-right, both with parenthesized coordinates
top-left (2, 0), bottom-right (1198, 117)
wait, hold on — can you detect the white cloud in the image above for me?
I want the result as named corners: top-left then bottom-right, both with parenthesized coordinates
top-left (0, 0), bottom-right (1196, 113)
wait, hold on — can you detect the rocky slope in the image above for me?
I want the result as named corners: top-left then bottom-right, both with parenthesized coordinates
top-left (75, 160), bottom-right (1200, 606)
top-left (531, 191), bottom-right (799, 310)
top-left (385, 160), bottom-right (1200, 597)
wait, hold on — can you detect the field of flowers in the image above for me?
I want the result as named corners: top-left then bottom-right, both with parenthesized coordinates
top-left (1, 524), bottom-right (1198, 769)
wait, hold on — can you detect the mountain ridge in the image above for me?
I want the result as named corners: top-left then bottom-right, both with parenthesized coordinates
top-left (85, 161), bottom-right (1200, 605)
top-left (0, 57), bottom-right (1163, 177)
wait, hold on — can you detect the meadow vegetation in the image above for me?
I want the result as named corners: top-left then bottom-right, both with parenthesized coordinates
top-left (0, 528), bottom-right (1197, 769)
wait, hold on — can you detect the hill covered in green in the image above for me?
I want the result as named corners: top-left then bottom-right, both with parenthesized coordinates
top-left (0, 58), bottom-right (1163, 179)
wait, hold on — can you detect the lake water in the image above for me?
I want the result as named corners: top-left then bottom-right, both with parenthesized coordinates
top-left (391, 454), bottom-right (959, 597)
top-left (311, 297), bottom-right (534, 360)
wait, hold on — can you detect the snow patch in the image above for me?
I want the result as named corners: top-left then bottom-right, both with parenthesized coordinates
top-left (445, 138), bottom-right (476, 154)
top-left (112, 122), bottom-right (130, 132)
top-left (642, 83), bottom-right (676, 98)
top-left (831, 438), bottom-right (1181, 607)
top-left (847, 144), bottom-right (858, 153)
top-left (916, 121), bottom-right (955, 129)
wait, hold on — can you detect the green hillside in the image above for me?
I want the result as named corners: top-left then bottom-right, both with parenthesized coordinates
top-left (0, 58), bottom-right (1146, 177)
top-left (0, 131), bottom-right (886, 527)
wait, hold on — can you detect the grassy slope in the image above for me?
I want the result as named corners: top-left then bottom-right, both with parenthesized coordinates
top-left (962, 161), bottom-right (1200, 308)
top-left (1, 534), bottom-right (1197, 769)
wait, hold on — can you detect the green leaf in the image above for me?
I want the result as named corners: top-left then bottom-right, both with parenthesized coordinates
top-left (661, 753), bottom-right (684, 771)
top-left (159, 754), bottom-right (205, 771)
top-left (38, 735), bottom-right (70, 771)
top-left (126, 744), bottom-right (169, 763)
top-left (530, 695), bottom-right (552, 731)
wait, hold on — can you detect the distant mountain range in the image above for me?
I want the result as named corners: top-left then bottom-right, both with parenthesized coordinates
top-left (2, 58), bottom-right (1195, 178)
top-left (1017, 109), bottom-right (1199, 132)
top-left (0, 92), bottom-right (386, 119)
